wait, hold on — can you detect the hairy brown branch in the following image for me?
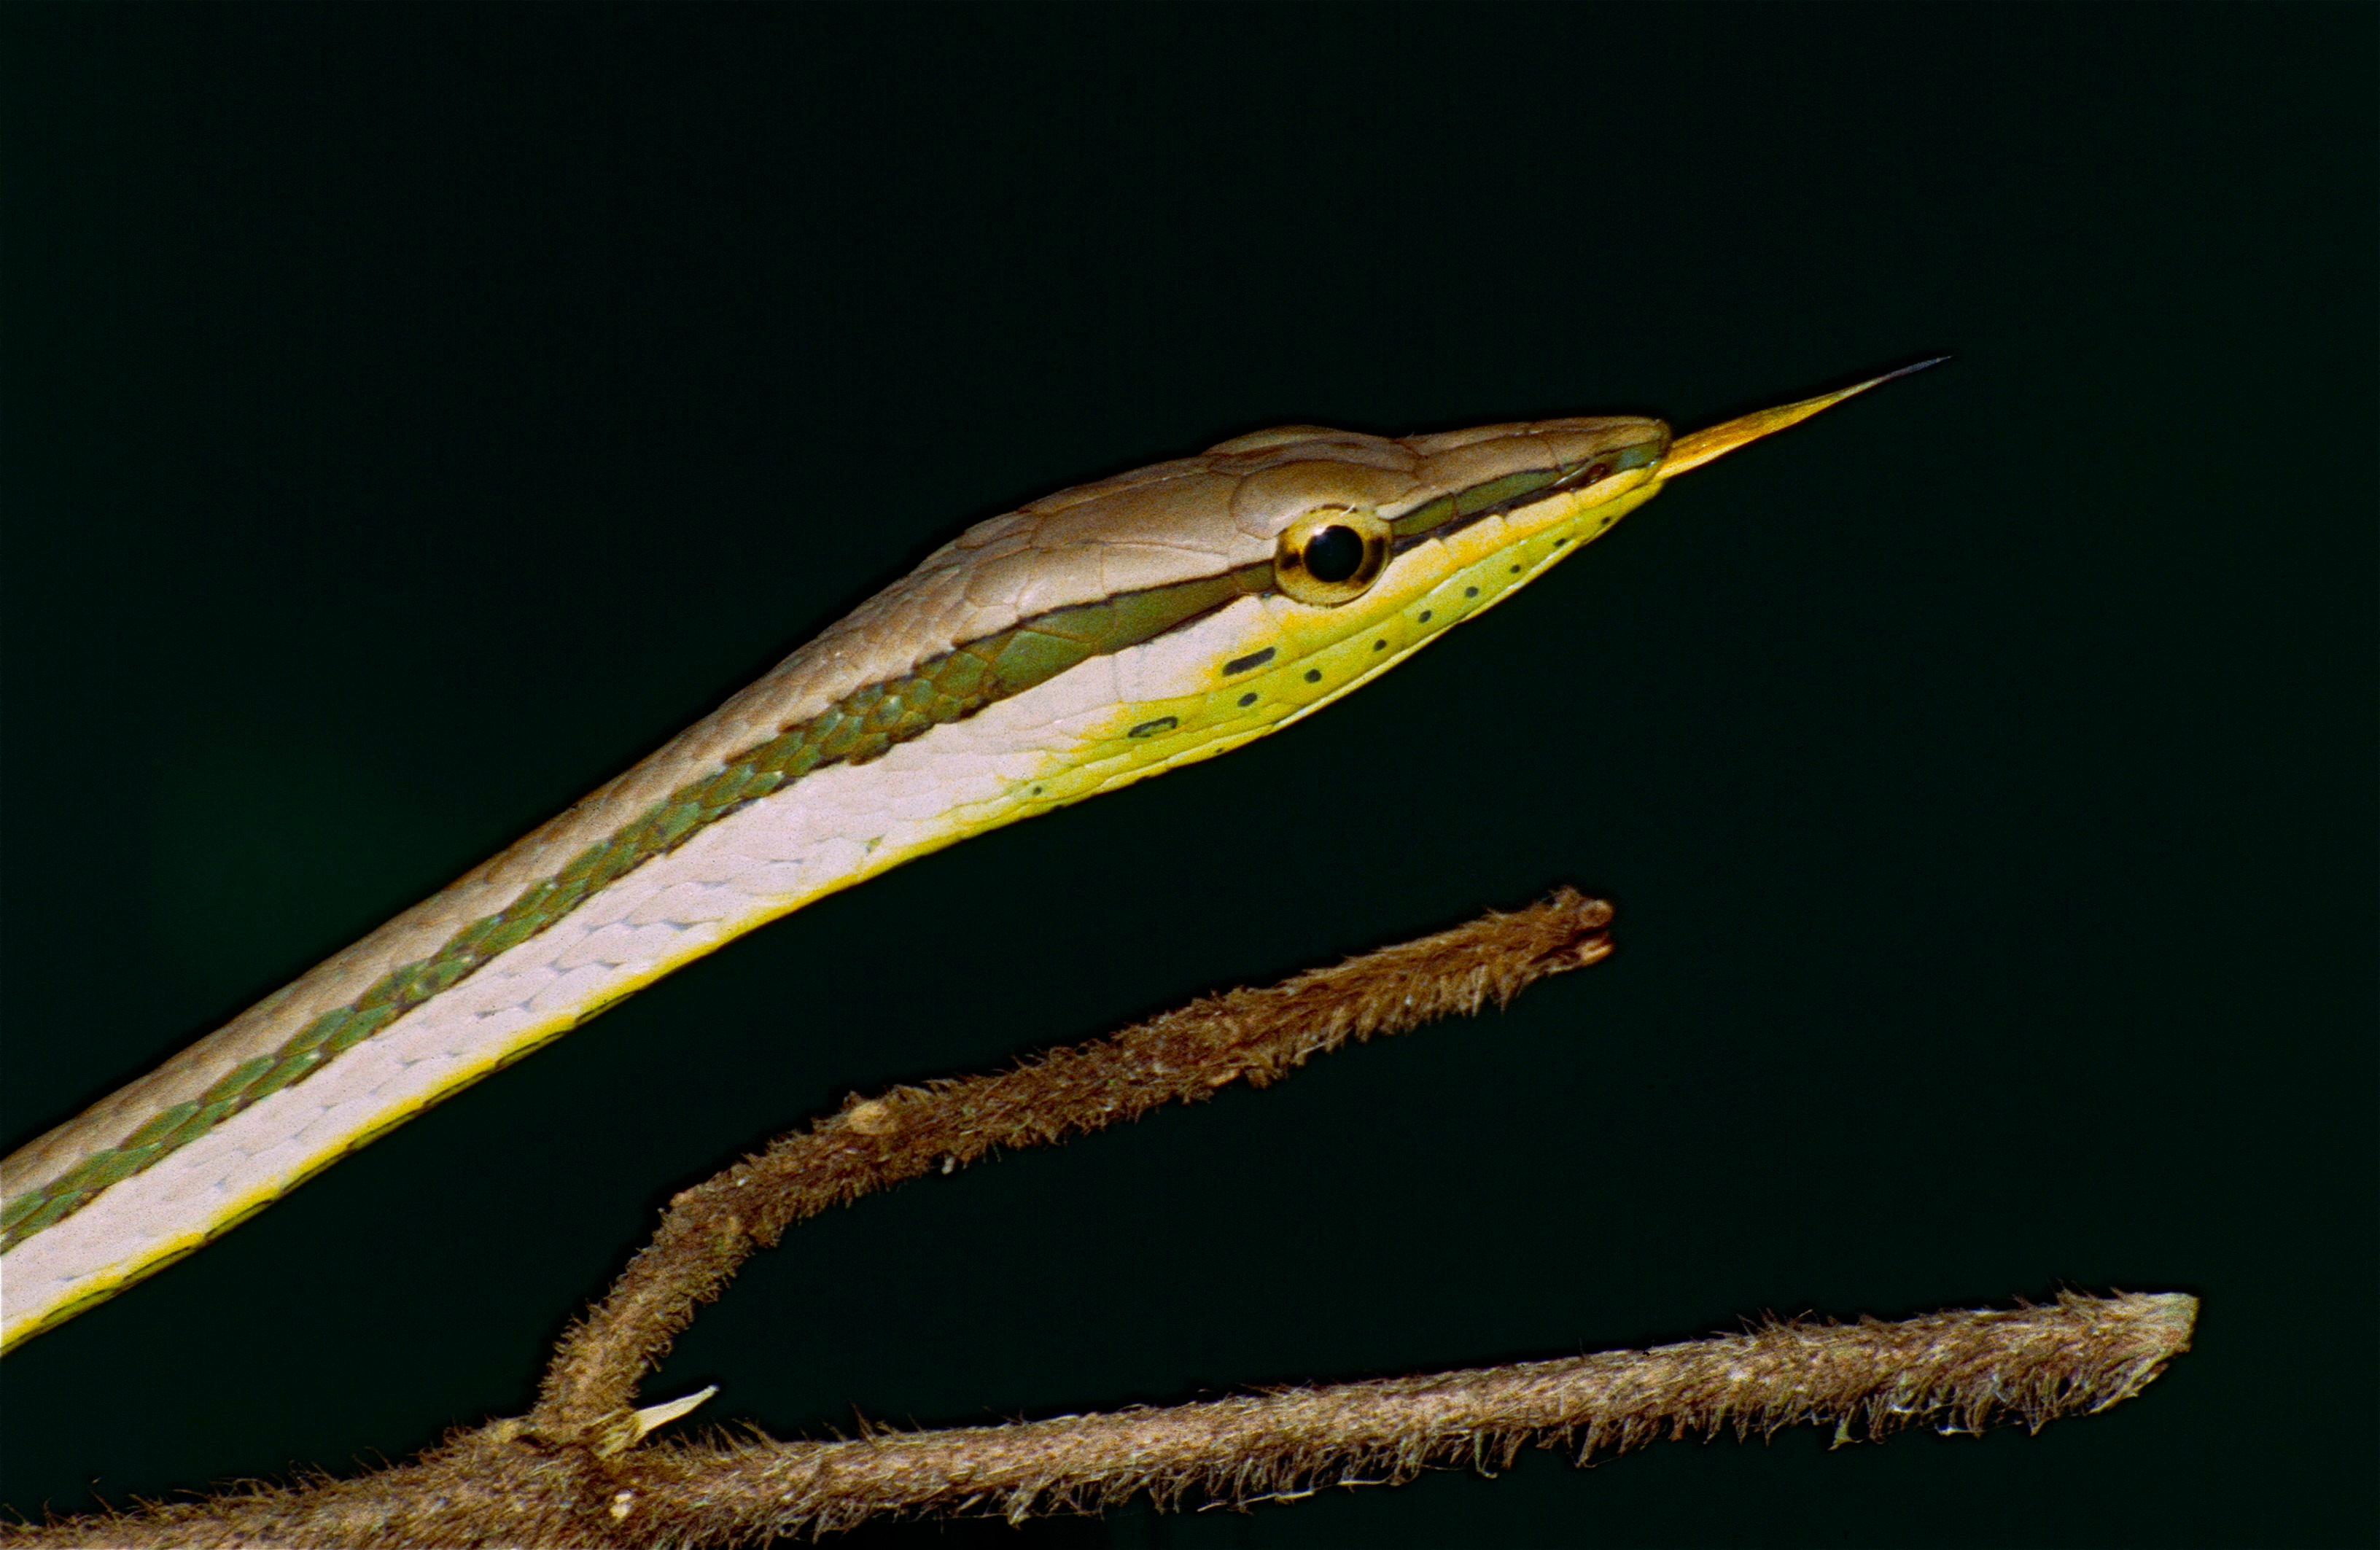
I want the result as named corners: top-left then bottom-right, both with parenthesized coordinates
top-left (0, 892), bottom-right (2202, 1548)
top-left (532, 889), bottom-right (1617, 1437)
top-left (6, 1292), bottom-right (2194, 1548)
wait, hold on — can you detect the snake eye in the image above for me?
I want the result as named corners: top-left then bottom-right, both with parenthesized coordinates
top-left (1274, 505), bottom-right (1391, 606)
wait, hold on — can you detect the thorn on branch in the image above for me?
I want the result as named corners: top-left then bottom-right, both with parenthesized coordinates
top-left (534, 889), bottom-right (1618, 1432)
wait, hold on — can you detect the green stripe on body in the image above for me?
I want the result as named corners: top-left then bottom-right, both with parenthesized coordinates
top-left (1, 559), bottom-right (1274, 1250)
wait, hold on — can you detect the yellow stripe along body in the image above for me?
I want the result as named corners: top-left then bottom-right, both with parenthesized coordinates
top-left (0, 370), bottom-right (1921, 1352)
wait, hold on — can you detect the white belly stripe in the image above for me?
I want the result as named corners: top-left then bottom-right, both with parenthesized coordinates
top-left (0, 602), bottom-right (1264, 1328)
top-left (1, 475), bottom-right (1655, 1344)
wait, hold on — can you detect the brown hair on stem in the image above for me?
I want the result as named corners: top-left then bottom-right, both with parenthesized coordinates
top-left (7, 1293), bottom-right (2193, 1547)
top-left (0, 890), bottom-right (2196, 1549)
top-left (533, 887), bottom-right (1617, 1438)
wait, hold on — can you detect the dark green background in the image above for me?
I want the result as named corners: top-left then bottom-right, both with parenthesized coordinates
top-left (4, 6), bottom-right (2372, 1546)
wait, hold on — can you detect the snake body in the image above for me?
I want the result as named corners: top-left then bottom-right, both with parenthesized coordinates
top-left (0, 370), bottom-right (1922, 1351)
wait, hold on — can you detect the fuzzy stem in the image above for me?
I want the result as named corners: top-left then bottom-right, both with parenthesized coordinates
top-left (531, 889), bottom-right (1616, 1435)
top-left (0, 892), bottom-right (2198, 1548)
top-left (3, 1292), bottom-right (2193, 1548)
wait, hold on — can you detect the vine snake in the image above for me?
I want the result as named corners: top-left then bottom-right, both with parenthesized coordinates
top-left (0, 363), bottom-right (1935, 1352)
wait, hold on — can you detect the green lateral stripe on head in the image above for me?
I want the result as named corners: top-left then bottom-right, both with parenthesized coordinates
top-left (0, 557), bottom-right (1278, 1250)
top-left (1390, 440), bottom-right (1665, 543)
top-left (1391, 465), bottom-right (1574, 540)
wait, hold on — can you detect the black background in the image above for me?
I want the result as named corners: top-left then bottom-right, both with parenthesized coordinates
top-left (4, 7), bottom-right (2372, 1546)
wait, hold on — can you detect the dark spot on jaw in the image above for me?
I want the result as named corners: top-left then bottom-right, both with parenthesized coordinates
top-left (1464, 586), bottom-right (1480, 599)
top-left (1304, 669), bottom-right (1322, 683)
top-left (1372, 639), bottom-right (1387, 651)
top-left (1237, 692), bottom-right (1258, 707)
top-left (1554, 537), bottom-right (1568, 548)
top-left (1598, 515), bottom-right (1614, 528)
top-left (1030, 785), bottom-right (1043, 796)
top-left (1127, 717), bottom-right (1178, 739)
top-left (1509, 564), bottom-right (1521, 574)
top-left (1418, 610), bottom-right (1434, 623)
top-left (1222, 647), bottom-right (1276, 676)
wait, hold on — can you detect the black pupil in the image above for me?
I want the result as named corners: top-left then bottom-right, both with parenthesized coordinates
top-left (1304, 524), bottom-right (1366, 583)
